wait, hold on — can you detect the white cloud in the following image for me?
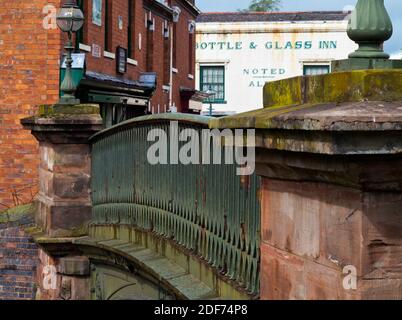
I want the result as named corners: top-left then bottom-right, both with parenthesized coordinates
top-left (390, 51), bottom-right (402, 60)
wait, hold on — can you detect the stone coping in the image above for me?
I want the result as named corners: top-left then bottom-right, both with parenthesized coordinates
top-left (210, 100), bottom-right (402, 131)
top-left (211, 70), bottom-right (402, 132)
top-left (210, 69), bottom-right (402, 156)
top-left (21, 104), bottom-right (103, 135)
top-left (38, 104), bottom-right (100, 116)
top-left (263, 70), bottom-right (402, 109)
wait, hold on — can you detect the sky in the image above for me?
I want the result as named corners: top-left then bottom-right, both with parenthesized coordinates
top-left (196, 0), bottom-right (402, 56)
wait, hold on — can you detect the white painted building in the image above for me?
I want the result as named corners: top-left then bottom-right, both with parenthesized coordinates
top-left (195, 11), bottom-right (358, 115)
top-left (391, 51), bottom-right (402, 60)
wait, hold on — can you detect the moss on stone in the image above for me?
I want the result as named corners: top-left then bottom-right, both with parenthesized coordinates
top-left (263, 70), bottom-right (402, 108)
top-left (263, 76), bottom-right (303, 109)
top-left (40, 222), bottom-right (90, 239)
top-left (209, 103), bottom-right (317, 129)
top-left (38, 104), bottom-right (100, 117)
top-left (0, 204), bottom-right (34, 224)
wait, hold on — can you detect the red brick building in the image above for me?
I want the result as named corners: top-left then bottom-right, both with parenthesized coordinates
top-left (0, 0), bottom-right (201, 209)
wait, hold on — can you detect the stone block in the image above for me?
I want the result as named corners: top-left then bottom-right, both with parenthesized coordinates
top-left (360, 278), bottom-right (402, 300)
top-left (361, 192), bottom-right (402, 279)
top-left (260, 243), bottom-right (359, 300)
top-left (58, 256), bottom-right (90, 276)
top-left (38, 167), bottom-right (54, 198)
top-left (49, 205), bottom-right (92, 237)
top-left (261, 179), bottom-right (363, 272)
top-left (39, 143), bottom-right (55, 171)
top-left (260, 242), bottom-right (305, 300)
top-left (70, 276), bottom-right (91, 300)
top-left (52, 144), bottom-right (91, 173)
top-left (53, 173), bottom-right (91, 200)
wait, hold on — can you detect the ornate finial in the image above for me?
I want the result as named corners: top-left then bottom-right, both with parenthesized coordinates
top-left (347, 0), bottom-right (393, 59)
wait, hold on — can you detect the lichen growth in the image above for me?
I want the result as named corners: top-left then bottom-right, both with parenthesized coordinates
top-left (0, 204), bottom-right (34, 224)
top-left (38, 104), bottom-right (100, 117)
top-left (263, 69), bottom-right (402, 108)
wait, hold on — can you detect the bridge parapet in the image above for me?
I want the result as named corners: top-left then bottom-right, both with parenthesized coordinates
top-left (89, 113), bottom-right (261, 299)
top-left (212, 69), bottom-right (402, 300)
top-left (21, 106), bottom-right (260, 299)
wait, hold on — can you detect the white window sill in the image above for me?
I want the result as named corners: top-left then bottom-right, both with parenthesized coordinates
top-left (104, 51), bottom-right (116, 59)
top-left (79, 43), bottom-right (91, 52)
top-left (127, 58), bottom-right (138, 66)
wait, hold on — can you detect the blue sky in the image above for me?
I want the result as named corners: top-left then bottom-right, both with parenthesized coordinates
top-left (196, 0), bottom-right (402, 55)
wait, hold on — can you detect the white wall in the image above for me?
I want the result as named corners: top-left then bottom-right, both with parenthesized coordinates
top-left (196, 20), bottom-right (357, 115)
top-left (391, 51), bottom-right (402, 59)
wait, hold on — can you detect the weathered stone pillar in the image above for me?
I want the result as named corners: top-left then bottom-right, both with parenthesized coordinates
top-left (212, 70), bottom-right (402, 300)
top-left (21, 105), bottom-right (102, 300)
top-left (21, 104), bottom-right (103, 238)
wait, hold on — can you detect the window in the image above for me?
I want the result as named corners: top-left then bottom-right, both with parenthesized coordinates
top-left (172, 6), bottom-right (181, 68)
top-left (188, 20), bottom-right (195, 75)
top-left (303, 65), bottom-right (330, 76)
top-left (200, 66), bottom-right (225, 103)
top-left (163, 21), bottom-right (170, 85)
top-left (146, 13), bottom-right (154, 71)
top-left (173, 23), bottom-right (177, 68)
top-left (75, 0), bottom-right (85, 51)
top-left (104, 0), bottom-right (112, 52)
top-left (128, 0), bottom-right (135, 58)
top-left (188, 33), bottom-right (194, 75)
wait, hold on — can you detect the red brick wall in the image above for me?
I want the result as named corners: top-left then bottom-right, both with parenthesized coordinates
top-left (0, 0), bottom-right (62, 209)
top-left (0, 0), bottom-right (198, 209)
top-left (78, 0), bottom-right (197, 113)
top-left (0, 210), bottom-right (39, 300)
top-left (171, 0), bottom-right (197, 111)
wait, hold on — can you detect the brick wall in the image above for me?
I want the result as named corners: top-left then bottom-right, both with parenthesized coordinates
top-left (0, 0), bottom-right (198, 213)
top-left (0, 206), bottom-right (39, 300)
top-left (171, 0), bottom-right (197, 110)
top-left (0, 0), bottom-right (62, 208)
top-left (79, 0), bottom-right (197, 113)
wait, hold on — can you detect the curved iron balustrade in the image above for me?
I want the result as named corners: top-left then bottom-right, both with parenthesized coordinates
top-left (90, 114), bottom-right (261, 296)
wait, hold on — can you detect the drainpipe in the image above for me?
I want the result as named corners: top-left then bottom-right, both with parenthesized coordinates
top-left (169, 23), bottom-right (173, 110)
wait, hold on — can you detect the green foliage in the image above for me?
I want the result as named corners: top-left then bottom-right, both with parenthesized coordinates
top-left (240, 0), bottom-right (282, 12)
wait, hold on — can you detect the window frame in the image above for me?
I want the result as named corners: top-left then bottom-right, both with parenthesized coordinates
top-left (75, 0), bottom-right (84, 52)
top-left (104, 0), bottom-right (112, 52)
top-left (303, 64), bottom-right (330, 76)
top-left (127, 0), bottom-right (134, 58)
top-left (200, 65), bottom-right (226, 104)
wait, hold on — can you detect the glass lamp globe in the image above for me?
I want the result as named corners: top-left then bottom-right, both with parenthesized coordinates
top-left (56, 2), bottom-right (84, 33)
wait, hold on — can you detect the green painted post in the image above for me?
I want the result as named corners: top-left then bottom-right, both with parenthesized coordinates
top-left (59, 32), bottom-right (81, 105)
top-left (347, 0), bottom-right (393, 59)
top-left (332, 0), bottom-right (402, 71)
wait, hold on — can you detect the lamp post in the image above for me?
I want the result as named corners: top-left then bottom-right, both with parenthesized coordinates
top-left (347, 0), bottom-right (393, 59)
top-left (56, 0), bottom-right (84, 105)
top-left (205, 87), bottom-right (216, 117)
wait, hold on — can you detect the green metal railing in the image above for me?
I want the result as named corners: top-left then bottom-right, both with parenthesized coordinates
top-left (90, 114), bottom-right (261, 295)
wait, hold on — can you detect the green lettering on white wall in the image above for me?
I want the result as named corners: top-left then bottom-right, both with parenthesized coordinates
top-left (196, 40), bottom-right (337, 51)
